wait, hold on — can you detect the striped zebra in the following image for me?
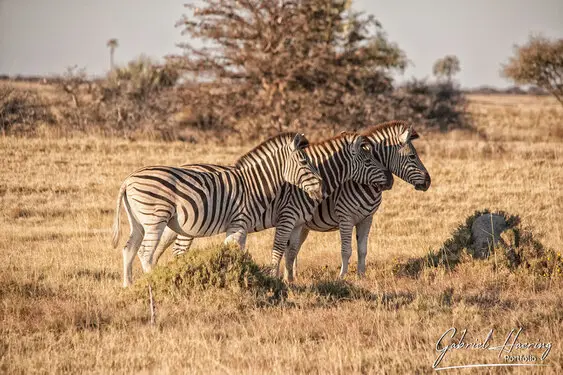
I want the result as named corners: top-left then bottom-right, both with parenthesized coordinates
top-left (283, 120), bottom-right (431, 280)
top-left (112, 132), bottom-right (323, 287)
top-left (151, 132), bottom-right (395, 279)
top-left (155, 121), bottom-right (429, 281)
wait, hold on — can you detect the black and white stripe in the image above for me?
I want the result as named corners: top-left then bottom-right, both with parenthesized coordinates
top-left (152, 132), bottom-right (394, 280)
top-left (285, 120), bottom-right (431, 278)
top-left (112, 133), bottom-right (323, 287)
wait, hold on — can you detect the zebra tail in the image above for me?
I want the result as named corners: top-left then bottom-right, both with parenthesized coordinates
top-left (112, 183), bottom-right (126, 248)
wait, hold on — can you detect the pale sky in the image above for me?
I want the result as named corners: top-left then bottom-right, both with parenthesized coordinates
top-left (0, 0), bottom-right (562, 88)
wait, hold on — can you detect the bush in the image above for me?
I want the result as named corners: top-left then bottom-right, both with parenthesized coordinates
top-left (393, 210), bottom-right (561, 279)
top-left (54, 59), bottom-right (182, 137)
top-left (105, 55), bottom-right (179, 101)
top-left (0, 85), bottom-right (55, 135)
top-left (136, 244), bottom-right (286, 302)
top-left (393, 79), bottom-right (471, 132)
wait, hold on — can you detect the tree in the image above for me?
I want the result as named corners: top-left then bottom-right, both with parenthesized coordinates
top-left (432, 55), bottom-right (460, 82)
top-left (502, 35), bottom-right (563, 106)
top-left (170, 0), bottom-right (407, 136)
top-left (106, 38), bottom-right (119, 71)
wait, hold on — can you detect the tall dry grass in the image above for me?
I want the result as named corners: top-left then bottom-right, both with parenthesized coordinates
top-left (1, 95), bottom-right (562, 374)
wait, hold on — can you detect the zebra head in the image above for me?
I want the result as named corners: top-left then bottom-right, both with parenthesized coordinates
top-left (284, 134), bottom-right (324, 201)
top-left (363, 122), bottom-right (431, 192)
top-left (349, 135), bottom-right (394, 191)
top-left (395, 126), bottom-right (431, 191)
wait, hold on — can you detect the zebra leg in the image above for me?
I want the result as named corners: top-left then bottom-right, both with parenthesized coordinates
top-left (294, 228), bottom-right (310, 278)
top-left (150, 226), bottom-right (177, 266)
top-left (270, 217), bottom-right (298, 279)
top-left (284, 226), bottom-right (310, 281)
top-left (355, 215), bottom-right (373, 277)
top-left (122, 225), bottom-right (144, 288)
top-left (121, 193), bottom-right (145, 287)
top-left (339, 221), bottom-right (355, 278)
top-left (284, 225), bottom-right (304, 283)
top-left (224, 228), bottom-right (248, 250)
top-left (172, 236), bottom-right (194, 257)
top-left (137, 222), bottom-right (168, 274)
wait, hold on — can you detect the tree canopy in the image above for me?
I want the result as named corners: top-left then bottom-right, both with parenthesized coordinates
top-left (432, 55), bottom-right (460, 82)
top-left (502, 35), bottom-right (563, 106)
top-left (170, 0), bottom-right (407, 136)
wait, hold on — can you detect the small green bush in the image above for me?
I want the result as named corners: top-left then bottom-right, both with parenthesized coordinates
top-left (106, 55), bottom-right (179, 101)
top-left (0, 86), bottom-right (55, 134)
top-left (393, 209), bottom-right (561, 279)
top-left (137, 243), bottom-right (286, 302)
top-left (494, 226), bottom-right (563, 278)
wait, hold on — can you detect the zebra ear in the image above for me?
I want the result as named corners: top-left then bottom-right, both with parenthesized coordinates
top-left (352, 135), bottom-right (369, 153)
top-left (291, 133), bottom-right (309, 151)
top-left (399, 125), bottom-right (419, 144)
top-left (399, 128), bottom-right (411, 144)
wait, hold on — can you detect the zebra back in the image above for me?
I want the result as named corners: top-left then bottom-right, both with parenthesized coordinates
top-left (234, 133), bottom-right (323, 201)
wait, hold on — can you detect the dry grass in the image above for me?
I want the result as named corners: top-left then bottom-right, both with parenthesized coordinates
top-left (1, 94), bottom-right (562, 374)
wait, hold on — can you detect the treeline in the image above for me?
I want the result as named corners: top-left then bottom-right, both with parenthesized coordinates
top-left (2, 1), bottom-right (561, 141)
top-left (464, 86), bottom-right (549, 95)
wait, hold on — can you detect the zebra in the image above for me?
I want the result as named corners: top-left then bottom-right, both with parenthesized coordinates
top-left (112, 132), bottom-right (323, 287)
top-left (151, 132), bottom-right (395, 279)
top-left (282, 120), bottom-right (431, 280)
top-left (155, 121), bottom-right (429, 281)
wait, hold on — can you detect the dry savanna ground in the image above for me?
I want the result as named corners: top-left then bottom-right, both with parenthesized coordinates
top-left (1, 95), bottom-right (562, 374)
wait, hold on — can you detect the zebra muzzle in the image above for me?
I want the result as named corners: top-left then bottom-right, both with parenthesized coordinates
top-left (305, 186), bottom-right (324, 201)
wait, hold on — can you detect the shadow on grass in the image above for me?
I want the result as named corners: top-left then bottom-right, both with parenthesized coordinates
top-left (67, 268), bottom-right (121, 281)
top-left (307, 279), bottom-right (375, 301)
top-left (0, 279), bottom-right (56, 299)
top-left (286, 279), bottom-right (416, 310)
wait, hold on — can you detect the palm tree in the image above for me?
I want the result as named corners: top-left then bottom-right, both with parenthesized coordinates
top-left (106, 38), bottom-right (119, 71)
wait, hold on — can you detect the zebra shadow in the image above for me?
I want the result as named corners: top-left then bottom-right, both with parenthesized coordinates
top-left (65, 268), bottom-right (121, 282)
top-left (283, 279), bottom-right (416, 310)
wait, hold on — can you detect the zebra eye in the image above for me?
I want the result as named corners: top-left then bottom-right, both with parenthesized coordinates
top-left (361, 144), bottom-right (371, 152)
top-left (408, 154), bottom-right (417, 161)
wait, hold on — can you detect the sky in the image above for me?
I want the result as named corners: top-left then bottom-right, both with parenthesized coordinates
top-left (0, 0), bottom-right (562, 88)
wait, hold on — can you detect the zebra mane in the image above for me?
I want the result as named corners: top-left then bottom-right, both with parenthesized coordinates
top-left (234, 132), bottom-right (303, 168)
top-left (361, 120), bottom-right (418, 145)
top-left (307, 131), bottom-right (356, 146)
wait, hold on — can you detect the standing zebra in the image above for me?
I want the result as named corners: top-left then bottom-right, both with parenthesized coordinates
top-left (283, 120), bottom-right (431, 280)
top-left (151, 132), bottom-right (394, 279)
top-left (112, 133), bottom-right (323, 287)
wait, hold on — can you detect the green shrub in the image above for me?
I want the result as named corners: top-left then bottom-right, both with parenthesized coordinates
top-left (106, 55), bottom-right (179, 101)
top-left (393, 209), bottom-right (561, 279)
top-left (0, 85), bottom-right (55, 134)
top-left (136, 243), bottom-right (286, 302)
top-left (494, 226), bottom-right (563, 278)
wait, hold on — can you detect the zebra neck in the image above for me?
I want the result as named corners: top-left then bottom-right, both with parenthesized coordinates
top-left (235, 150), bottom-right (285, 212)
top-left (306, 141), bottom-right (353, 195)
